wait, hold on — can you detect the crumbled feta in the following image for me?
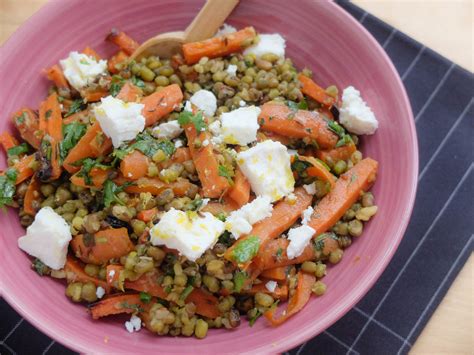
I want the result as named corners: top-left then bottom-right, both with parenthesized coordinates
top-left (17, 207), bottom-right (72, 270)
top-left (107, 270), bottom-right (116, 284)
top-left (184, 100), bottom-right (193, 112)
top-left (220, 106), bottom-right (261, 146)
top-left (239, 100), bottom-right (246, 107)
top-left (60, 51), bottom-right (107, 91)
top-left (150, 209), bottom-right (225, 261)
top-left (287, 225), bottom-right (315, 259)
top-left (243, 34), bottom-right (286, 58)
top-left (286, 193), bottom-right (297, 204)
top-left (152, 120), bottom-right (183, 139)
top-left (215, 23), bottom-right (237, 37)
top-left (124, 315), bottom-right (142, 333)
top-left (225, 196), bottom-right (273, 238)
top-left (237, 140), bottom-right (295, 202)
top-left (339, 86), bottom-right (379, 135)
top-left (202, 139), bottom-right (210, 147)
top-left (226, 64), bottom-right (238, 76)
top-left (303, 182), bottom-right (316, 195)
top-left (190, 90), bottom-right (217, 117)
top-left (287, 149), bottom-right (298, 157)
top-left (301, 206), bottom-right (314, 225)
top-left (265, 280), bottom-right (278, 293)
top-left (209, 120), bottom-right (222, 136)
top-left (93, 96), bottom-right (145, 148)
top-left (96, 286), bottom-right (105, 299)
top-left (174, 139), bottom-right (184, 148)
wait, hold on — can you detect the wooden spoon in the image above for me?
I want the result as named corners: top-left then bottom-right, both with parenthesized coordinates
top-left (131, 0), bottom-right (239, 61)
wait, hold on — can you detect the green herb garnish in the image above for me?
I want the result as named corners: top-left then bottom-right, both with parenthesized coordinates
top-left (64, 99), bottom-right (85, 118)
top-left (335, 134), bottom-right (353, 148)
top-left (232, 235), bottom-right (260, 264)
top-left (178, 111), bottom-right (207, 132)
top-left (76, 158), bottom-right (109, 186)
top-left (7, 143), bottom-right (29, 157)
top-left (218, 165), bottom-right (234, 183)
top-left (248, 308), bottom-right (262, 326)
top-left (0, 168), bottom-right (18, 209)
top-left (109, 75), bottom-right (126, 97)
top-left (120, 301), bottom-right (144, 313)
top-left (131, 76), bottom-right (146, 89)
top-left (233, 271), bottom-right (247, 292)
top-left (60, 122), bottom-right (87, 161)
top-left (180, 285), bottom-right (194, 301)
top-left (326, 119), bottom-right (346, 138)
top-left (139, 292), bottom-right (152, 303)
top-left (103, 180), bottom-right (133, 207)
top-left (218, 231), bottom-right (233, 247)
top-left (291, 157), bottom-right (311, 177)
top-left (287, 99), bottom-right (308, 111)
top-left (32, 258), bottom-right (50, 276)
top-left (132, 133), bottom-right (175, 158)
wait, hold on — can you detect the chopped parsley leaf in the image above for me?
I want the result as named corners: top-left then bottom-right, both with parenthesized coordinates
top-left (7, 143), bottom-right (29, 157)
top-left (64, 99), bottom-right (86, 118)
top-left (178, 111), bottom-right (207, 132)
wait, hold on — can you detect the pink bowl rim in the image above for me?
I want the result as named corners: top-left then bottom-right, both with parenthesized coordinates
top-left (0, 1), bottom-right (419, 353)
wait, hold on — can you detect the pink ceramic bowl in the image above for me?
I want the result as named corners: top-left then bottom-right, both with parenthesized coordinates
top-left (0, 0), bottom-right (418, 353)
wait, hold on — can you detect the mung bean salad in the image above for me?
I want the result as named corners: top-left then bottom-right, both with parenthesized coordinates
top-left (1, 25), bottom-right (380, 338)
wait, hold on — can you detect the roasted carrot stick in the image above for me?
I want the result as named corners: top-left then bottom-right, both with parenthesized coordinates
top-left (307, 158), bottom-right (378, 234)
top-left (257, 131), bottom-right (294, 146)
top-left (11, 108), bottom-right (41, 149)
top-left (106, 29), bottom-right (140, 56)
top-left (264, 271), bottom-right (315, 325)
top-left (141, 84), bottom-right (183, 126)
top-left (70, 228), bottom-right (134, 265)
top-left (245, 282), bottom-right (289, 301)
top-left (63, 122), bottom-right (111, 173)
top-left (120, 150), bottom-right (150, 180)
top-left (64, 256), bottom-right (108, 290)
top-left (108, 50), bottom-right (129, 74)
top-left (0, 132), bottom-right (19, 152)
top-left (116, 82), bottom-right (142, 102)
top-left (82, 46), bottom-right (101, 61)
top-left (259, 102), bottom-right (338, 149)
top-left (182, 27), bottom-right (257, 64)
top-left (90, 294), bottom-right (144, 319)
top-left (184, 124), bottom-right (230, 198)
top-left (159, 147), bottom-right (191, 169)
top-left (227, 168), bottom-right (250, 207)
top-left (224, 187), bottom-right (312, 267)
top-left (260, 266), bottom-right (288, 281)
top-left (63, 109), bottom-right (91, 125)
top-left (316, 142), bottom-right (357, 165)
top-left (298, 155), bottom-right (336, 189)
top-left (137, 207), bottom-right (158, 223)
top-left (13, 154), bottom-right (35, 185)
top-left (45, 64), bottom-right (69, 90)
top-left (39, 93), bottom-right (63, 180)
top-left (70, 167), bottom-right (110, 188)
top-left (298, 74), bottom-right (336, 107)
top-left (23, 175), bottom-right (41, 216)
top-left (114, 176), bottom-right (195, 197)
top-left (201, 199), bottom-right (239, 215)
top-left (82, 87), bottom-right (108, 102)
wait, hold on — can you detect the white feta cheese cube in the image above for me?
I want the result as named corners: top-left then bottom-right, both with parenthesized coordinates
top-left (303, 182), bottom-right (316, 195)
top-left (226, 64), bottom-right (238, 76)
top-left (96, 286), bottom-right (105, 299)
top-left (174, 139), bottom-right (184, 148)
top-left (184, 100), bottom-right (193, 112)
top-left (225, 196), bottom-right (273, 238)
top-left (301, 206), bottom-right (314, 225)
top-left (339, 86), bottom-right (379, 135)
top-left (237, 140), bottom-right (295, 202)
top-left (152, 120), bottom-right (183, 139)
top-left (124, 315), bottom-right (142, 333)
top-left (93, 96), bottom-right (145, 148)
top-left (265, 280), bottom-right (278, 293)
top-left (220, 106), bottom-right (261, 146)
top-left (287, 225), bottom-right (315, 259)
top-left (150, 209), bottom-right (225, 261)
top-left (215, 23), bottom-right (237, 37)
top-left (60, 51), bottom-right (107, 91)
top-left (190, 90), bottom-right (217, 117)
top-left (17, 207), bottom-right (72, 270)
top-left (243, 34), bottom-right (286, 58)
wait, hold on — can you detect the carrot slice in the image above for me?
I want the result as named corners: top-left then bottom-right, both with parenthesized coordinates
top-left (257, 131), bottom-right (294, 146)
top-left (201, 199), bottom-right (239, 216)
top-left (316, 142), bottom-right (357, 165)
top-left (63, 122), bottom-right (112, 173)
top-left (116, 82), bottom-right (142, 102)
top-left (23, 175), bottom-right (41, 216)
top-left (114, 176), bottom-right (194, 197)
top-left (245, 282), bottom-right (289, 301)
top-left (184, 124), bottom-right (229, 198)
top-left (11, 109), bottom-right (41, 149)
top-left (90, 294), bottom-right (143, 320)
top-left (298, 74), bottom-right (336, 107)
top-left (298, 155), bottom-right (336, 189)
top-left (159, 147), bottom-right (191, 169)
top-left (82, 46), bottom-right (101, 61)
top-left (45, 64), bottom-right (69, 90)
top-left (260, 266), bottom-right (288, 281)
top-left (182, 27), bottom-right (257, 64)
top-left (12, 154), bottom-right (35, 185)
top-left (106, 29), bottom-right (140, 55)
top-left (82, 87), bottom-right (108, 102)
top-left (70, 228), bottom-right (134, 265)
top-left (264, 271), bottom-right (315, 325)
top-left (64, 256), bottom-right (108, 290)
top-left (108, 50), bottom-right (129, 74)
top-left (0, 132), bottom-right (19, 152)
top-left (141, 84), bottom-right (183, 127)
top-left (120, 150), bottom-right (150, 180)
top-left (224, 187), bottom-right (312, 267)
top-left (259, 102), bottom-right (338, 149)
top-left (63, 108), bottom-right (91, 125)
top-left (70, 167), bottom-right (110, 188)
top-left (137, 208), bottom-right (158, 223)
top-left (227, 168), bottom-right (250, 207)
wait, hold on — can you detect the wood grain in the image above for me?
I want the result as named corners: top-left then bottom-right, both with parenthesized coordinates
top-left (0, 0), bottom-right (472, 354)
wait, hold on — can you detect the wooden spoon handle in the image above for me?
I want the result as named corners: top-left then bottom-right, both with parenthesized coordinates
top-left (183, 0), bottom-right (239, 43)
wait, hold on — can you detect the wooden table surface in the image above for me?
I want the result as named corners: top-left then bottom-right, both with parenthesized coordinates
top-left (0, 1), bottom-right (472, 354)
